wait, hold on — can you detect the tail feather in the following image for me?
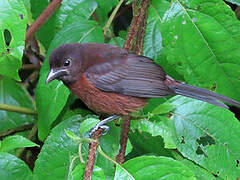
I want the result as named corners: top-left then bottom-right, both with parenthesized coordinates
top-left (171, 83), bottom-right (240, 109)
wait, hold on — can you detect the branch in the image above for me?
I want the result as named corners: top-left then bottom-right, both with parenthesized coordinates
top-left (0, 104), bottom-right (37, 115)
top-left (116, 116), bottom-right (131, 164)
top-left (25, 0), bottom-right (63, 42)
top-left (84, 129), bottom-right (103, 180)
top-left (123, 0), bottom-right (149, 51)
top-left (135, 5), bottom-right (149, 55)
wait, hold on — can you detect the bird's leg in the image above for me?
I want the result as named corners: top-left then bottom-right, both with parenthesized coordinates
top-left (89, 115), bottom-right (120, 137)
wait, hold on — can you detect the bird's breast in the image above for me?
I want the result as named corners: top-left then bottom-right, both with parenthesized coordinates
top-left (68, 75), bottom-right (147, 116)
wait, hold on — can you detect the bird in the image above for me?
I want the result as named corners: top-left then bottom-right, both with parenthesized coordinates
top-left (46, 43), bottom-right (240, 130)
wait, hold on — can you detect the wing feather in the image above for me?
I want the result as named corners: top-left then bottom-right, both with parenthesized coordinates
top-left (85, 54), bottom-right (174, 97)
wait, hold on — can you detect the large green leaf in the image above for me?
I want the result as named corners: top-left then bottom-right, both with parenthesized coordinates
top-left (0, 77), bottom-right (35, 133)
top-left (33, 116), bottom-right (82, 180)
top-left (179, 159), bottom-right (217, 180)
top-left (168, 96), bottom-right (240, 179)
top-left (33, 115), bottom-right (122, 179)
top-left (30, 0), bottom-right (98, 49)
top-left (143, 0), bottom-right (170, 59)
top-left (161, 0), bottom-right (240, 101)
top-left (114, 156), bottom-right (196, 179)
top-left (0, 152), bottom-right (32, 180)
top-left (36, 20), bottom-right (104, 140)
top-left (0, 0), bottom-right (28, 80)
top-left (63, 0), bottom-right (97, 27)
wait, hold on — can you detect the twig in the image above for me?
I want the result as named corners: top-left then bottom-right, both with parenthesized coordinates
top-left (0, 124), bottom-right (34, 139)
top-left (135, 4), bottom-right (149, 55)
top-left (25, 0), bottom-right (63, 42)
top-left (21, 64), bottom-right (38, 70)
top-left (123, 0), bottom-right (149, 51)
top-left (0, 104), bottom-right (37, 115)
top-left (84, 128), bottom-right (103, 180)
top-left (116, 116), bottom-right (131, 164)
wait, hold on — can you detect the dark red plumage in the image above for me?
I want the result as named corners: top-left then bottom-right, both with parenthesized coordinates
top-left (46, 43), bottom-right (240, 115)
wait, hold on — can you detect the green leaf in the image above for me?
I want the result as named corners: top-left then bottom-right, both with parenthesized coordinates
top-left (64, 130), bottom-right (81, 141)
top-left (79, 117), bottom-right (100, 135)
top-left (108, 37), bottom-right (125, 48)
top-left (0, 0), bottom-right (28, 80)
top-left (0, 77), bottom-right (35, 133)
top-left (33, 115), bottom-right (83, 179)
top-left (69, 164), bottom-right (105, 180)
top-left (143, 0), bottom-right (170, 59)
top-left (63, 0), bottom-right (97, 27)
top-left (128, 131), bottom-right (175, 158)
top-left (168, 96), bottom-right (240, 179)
top-left (161, 0), bottom-right (240, 102)
top-left (180, 159), bottom-right (217, 180)
top-left (0, 152), bottom-right (32, 180)
top-left (131, 116), bottom-right (176, 149)
top-left (152, 102), bottom-right (176, 114)
top-left (36, 20), bottom-right (104, 140)
top-left (0, 135), bottom-right (38, 152)
top-left (114, 156), bottom-right (196, 179)
top-left (33, 115), bottom-right (122, 179)
top-left (95, 0), bottom-right (118, 25)
top-left (31, 0), bottom-right (98, 49)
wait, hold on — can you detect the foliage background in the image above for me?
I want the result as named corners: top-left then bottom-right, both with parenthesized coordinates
top-left (0, 0), bottom-right (240, 179)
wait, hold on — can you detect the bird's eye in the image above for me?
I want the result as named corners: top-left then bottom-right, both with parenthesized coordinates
top-left (64, 59), bottom-right (71, 67)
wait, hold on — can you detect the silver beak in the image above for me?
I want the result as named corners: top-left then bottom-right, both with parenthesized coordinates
top-left (45, 69), bottom-right (69, 84)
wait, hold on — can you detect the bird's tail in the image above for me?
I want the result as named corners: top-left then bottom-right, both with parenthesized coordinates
top-left (170, 83), bottom-right (240, 109)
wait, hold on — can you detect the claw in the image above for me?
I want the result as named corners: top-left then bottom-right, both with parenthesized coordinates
top-left (89, 115), bottom-right (119, 137)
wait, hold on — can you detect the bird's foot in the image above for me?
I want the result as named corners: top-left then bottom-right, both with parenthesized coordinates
top-left (89, 115), bottom-right (119, 137)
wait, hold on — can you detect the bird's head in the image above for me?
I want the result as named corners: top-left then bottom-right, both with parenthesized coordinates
top-left (46, 43), bottom-right (82, 85)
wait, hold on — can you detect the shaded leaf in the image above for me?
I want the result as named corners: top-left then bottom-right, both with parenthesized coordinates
top-left (0, 77), bottom-right (35, 133)
top-left (131, 116), bottom-right (176, 149)
top-left (0, 135), bottom-right (38, 152)
top-left (128, 131), bottom-right (175, 158)
top-left (95, 0), bottom-right (118, 25)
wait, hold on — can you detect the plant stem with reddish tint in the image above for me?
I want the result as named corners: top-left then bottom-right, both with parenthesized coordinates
top-left (83, 129), bottom-right (103, 180)
top-left (25, 0), bottom-right (62, 42)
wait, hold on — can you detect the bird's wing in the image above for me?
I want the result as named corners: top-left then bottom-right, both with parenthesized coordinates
top-left (84, 54), bottom-right (174, 97)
